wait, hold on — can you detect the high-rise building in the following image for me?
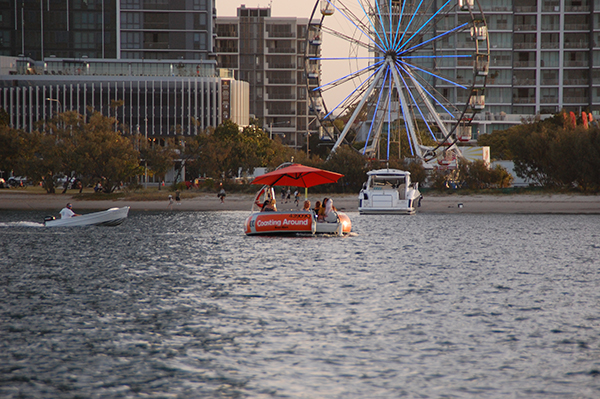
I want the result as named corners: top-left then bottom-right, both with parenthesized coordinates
top-left (468, 0), bottom-right (600, 134)
top-left (0, 0), bottom-right (214, 60)
top-left (1, 1), bottom-right (251, 138)
top-left (215, 6), bottom-right (318, 147)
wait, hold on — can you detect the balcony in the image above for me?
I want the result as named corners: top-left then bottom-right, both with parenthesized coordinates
top-left (266, 107), bottom-right (296, 116)
top-left (513, 97), bottom-right (536, 104)
top-left (514, 61), bottom-right (536, 67)
top-left (265, 93), bottom-right (296, 100)
top-left (564, 24), bottom-right (589, 30)
top-left (564, 5), bottom-right (590, 11)
top-left (265, 62), bottom-right (296, 70)
top-left (514, 6), bottom-right (537, 12)
top-left (266, 31), bottom-right (295, 39)
top-left (563, 96), bottom-right (588, 103)
top-left (266, 47), bottom-right (296, 54)
top-left (513, 78), bottom-right (536, 85)
top-left (214, 47), bottom-right (238, 53)
top-left (514, 24), bottom-right (537, 31)
top-left (541, 79), bottom-right (559, 85)
top-left (563, 78), bottom-right (589, 85)
top-left (564, 41), bottom-right (590, 49)
top-left (541, 42), bottom-right (560, 49)
top-left (564, 60), bottom-right (588, 67)
top-left (542, 3), bottom-right (560, 12)
top-left (265, 78), bottom-right (296, 85)
top-left (514, 42), bottom-right (537, 49)
top-left (540, 96), bottom-right (558, 103)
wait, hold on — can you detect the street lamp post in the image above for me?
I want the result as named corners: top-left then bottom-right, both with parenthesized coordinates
top-left (46, 98), bottom-right (63, 116)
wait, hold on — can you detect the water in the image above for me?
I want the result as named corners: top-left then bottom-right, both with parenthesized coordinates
top-left (1, 210), bottom-right (600, 398)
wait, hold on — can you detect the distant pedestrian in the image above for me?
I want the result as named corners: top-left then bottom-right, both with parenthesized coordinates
top-left (168, 194), bottom-right (174, 209)
top-left (281, 188), bottom-right (286, 202)
top-left (286, 188), bottom-right (291, 203)
top-left (218, 184), bottom-right (226, 203)
top-left (294, 190), bottom-right (299, 206)
top-left (175, 190), bottom-right (181, 205)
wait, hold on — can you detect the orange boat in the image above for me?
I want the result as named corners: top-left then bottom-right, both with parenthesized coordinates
top-left (244, 164), bottom-right (352, 236)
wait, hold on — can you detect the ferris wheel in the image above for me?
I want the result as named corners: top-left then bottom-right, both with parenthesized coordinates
top-left (305, 0), bottom-right (489, 168)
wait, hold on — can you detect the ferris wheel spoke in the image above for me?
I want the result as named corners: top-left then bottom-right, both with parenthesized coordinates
top-left (323, 0), bottom-right (386, 53)
top-left (355, 0), bottom-right (388, 51)
top-left (313, 60), bottom-right (385, 92)
top-left (396, 63), bottom-right (456, 118)
top-left (321, 62), bottom-right (388, 120)
top-left (400, 23), bottom-right (469, 55)
top-left (362, 67), bottom-right (390, 154)
top-left (397, 60), bottom-right (467, 90)
top-left (373, 0), bottom-right (390, 49)
top-left (394, 0), bottom-right (425, 51)
top-left (321, 26), bottom-right (379, 53)
top-left (393, 65), bottom-right (439, 142)
top-left (391, 0), bottom-right (407, 53)
top-left (331, 64), bottom-right (388, 154)
top-left (386, 70), bottom-right (392, 159)
top-left (398, 0), bottom-right (454, 52)
top-left (308, 57), bottom-right (384, 61)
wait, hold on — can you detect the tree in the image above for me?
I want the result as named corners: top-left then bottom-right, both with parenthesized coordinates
top-left (139, 137), bottom-right (179, 190)
top-left (73, 112), bottom-right (143, 192)
top-left (324, 146), bottom-right (368, 192)
top-left (0, 125), bottom-right (26, 178)
top-left (196, 120), bottom-right (294, 179)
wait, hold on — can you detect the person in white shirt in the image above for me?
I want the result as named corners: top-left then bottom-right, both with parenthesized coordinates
top-left (59, 203), bottom-right (79, 219)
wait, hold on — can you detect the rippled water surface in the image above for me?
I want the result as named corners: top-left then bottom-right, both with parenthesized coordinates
top-left (1, 210), bottom-right (600, 398)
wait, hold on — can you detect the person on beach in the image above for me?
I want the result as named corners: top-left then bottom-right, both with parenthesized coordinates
top-left (168, 194), bottom-right (174, 209)
top-left (218, 184), bottom-right (226, 203)
top-left (59, 203), bottom-right (80, 219)
top-left (175, 190), bottom-right (181, 205)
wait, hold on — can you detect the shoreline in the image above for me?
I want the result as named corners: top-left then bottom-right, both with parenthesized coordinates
top-left (0, 191), bottom-right (599, 214)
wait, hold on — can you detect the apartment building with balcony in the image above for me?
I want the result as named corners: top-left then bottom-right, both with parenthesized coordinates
top-left (477, 0), bottom-right (600, 134)
top-left (215, 6), bottom-right (318, 147)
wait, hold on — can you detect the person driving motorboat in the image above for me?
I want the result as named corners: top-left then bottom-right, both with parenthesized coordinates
top-left (59, 203), bottom-right (80, 219)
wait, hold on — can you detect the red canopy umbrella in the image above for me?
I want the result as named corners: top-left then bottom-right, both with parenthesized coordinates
top-left (250, 164), bottom-right (343, 188)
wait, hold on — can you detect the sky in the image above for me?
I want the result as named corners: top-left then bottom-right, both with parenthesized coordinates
top-left (215, 0), bottom-right (356, 112)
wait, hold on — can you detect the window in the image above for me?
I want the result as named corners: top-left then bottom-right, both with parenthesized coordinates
top-left (121, 12), bottom-right (141, 29)
top-left (121, 32), bottom-right (141, 49)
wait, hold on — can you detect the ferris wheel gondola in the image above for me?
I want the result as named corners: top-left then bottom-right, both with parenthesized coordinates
top-left (305, 0), bottom-right (489, 168)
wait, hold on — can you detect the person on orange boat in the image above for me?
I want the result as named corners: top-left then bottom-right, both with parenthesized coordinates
top-left (262, 198), bottom-right (277, 212)
top-left (313, 200), bottom-right (322, 220)
top-left (302, 200), bottom-right (311, 211)
top-left (318, 198), bottom-right (329, 221)
top-left (324, 198), bottom-right (337, 222)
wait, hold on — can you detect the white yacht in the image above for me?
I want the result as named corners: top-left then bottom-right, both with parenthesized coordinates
top-left (358, 169), bottom-right (421, 215)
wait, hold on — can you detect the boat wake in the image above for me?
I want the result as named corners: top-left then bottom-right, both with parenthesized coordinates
top-left (0, 221), bottom-right (45, 228)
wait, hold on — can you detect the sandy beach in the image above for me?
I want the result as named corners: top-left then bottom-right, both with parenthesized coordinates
top-left (0, 190), bottom-right (599, 214)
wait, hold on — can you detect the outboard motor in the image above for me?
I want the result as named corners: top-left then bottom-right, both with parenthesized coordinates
top-left (44, 216), bottom-right (55, 225)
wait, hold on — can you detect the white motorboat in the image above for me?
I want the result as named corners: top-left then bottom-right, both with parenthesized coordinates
top-left (358, 169), bottom-right (421, 215)
top-left (44, 207), bottom-right (130, 227)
